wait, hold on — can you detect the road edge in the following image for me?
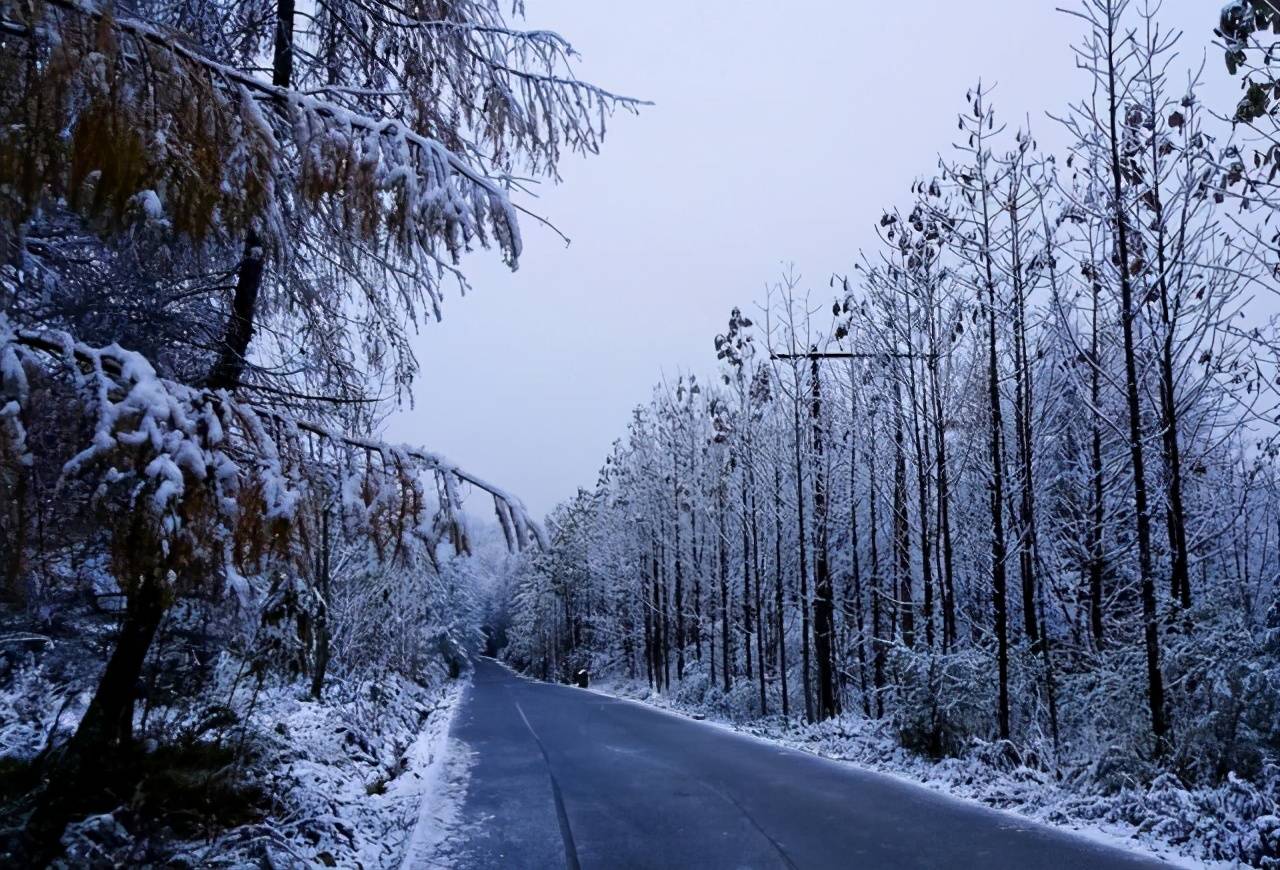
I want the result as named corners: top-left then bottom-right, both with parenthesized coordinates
top-left (398, 675), bottom-right (472, 869)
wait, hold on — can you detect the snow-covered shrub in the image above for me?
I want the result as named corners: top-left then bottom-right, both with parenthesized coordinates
top-left (886, 644), bottom-right (995, 759)
top-left (0, 658), bottom-right (73, 761)
top-left (1081, 769), bottom-right (1279, 866)
top-left (1161, 602), bottom-right (1280, 786)
top-left (669, 666), bottom-right (715, 709)
top-left (687, 666), bottom-right (771, 724)
top-left (1053, 645), bottom-right (1158, 793)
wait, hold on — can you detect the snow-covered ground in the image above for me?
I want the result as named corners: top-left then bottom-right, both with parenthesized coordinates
top-left (399, 694), bottom-right (473, 869)
top-left (585, 676), bottom-right (1275, 869)
top-left (0, 656), bottom-right (472, 868)
top-left (180, 675), bottom-right (471, 868)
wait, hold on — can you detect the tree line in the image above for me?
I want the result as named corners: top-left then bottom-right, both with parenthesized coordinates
top-left (507, 0), bottom-right (1280, 791)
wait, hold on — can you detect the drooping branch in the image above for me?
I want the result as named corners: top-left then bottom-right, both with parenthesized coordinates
top-left (5, 322), bottom-right (547, 553)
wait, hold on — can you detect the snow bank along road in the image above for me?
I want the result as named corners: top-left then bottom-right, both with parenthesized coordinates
top-left (444, 658), bottom-right (1162, 869)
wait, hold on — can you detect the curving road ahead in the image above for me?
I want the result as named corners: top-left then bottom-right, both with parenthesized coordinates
top-left (442, 658), bottom-right (1165, 870)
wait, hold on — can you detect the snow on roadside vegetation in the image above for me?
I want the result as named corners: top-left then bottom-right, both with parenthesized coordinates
top-left (0, 653), bottom-right (470, 868)
top-left (179, 674), bottom-right (470, 868)
top-left (398, 713), bottom-right (474, 869)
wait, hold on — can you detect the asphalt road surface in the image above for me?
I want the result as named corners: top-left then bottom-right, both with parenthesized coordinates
top-left (443, 657), bottom-right (1166, 870)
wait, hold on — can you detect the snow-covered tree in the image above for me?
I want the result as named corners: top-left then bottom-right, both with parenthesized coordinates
top-left (0, 0), bottom-right (638, 860)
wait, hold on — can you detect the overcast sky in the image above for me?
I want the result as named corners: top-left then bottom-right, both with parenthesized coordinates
top-left (386, 0), bottom-right (1237, 519)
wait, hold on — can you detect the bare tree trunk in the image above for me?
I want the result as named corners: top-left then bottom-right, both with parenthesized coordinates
top-left (644, 574), bottom-right (656, 690)
top-left (974, 129), bottom-right (1012, 740)
top-left (928, 344), bottom-right (957, 651)
top-left (748, 450), bottom-right (767, 715)
top-left (207, 234), bottom-right (265, 391)
top-left (1009, 190), bottom-right (1042, 650)
top-left (773, 456), bottom-right (789, 718)
top-left (1087, 269), bottom-right (1107, 649)
top-left (810, 354), bottom-right (838, 720)
top-left (847, 370), bottom-right (872, 716)
top-left (673, 465), bottom-right (685, 681)
top-left (2, 467), bottom-right (27, 605)
top-left (310, 509), bottom-right (332, 700)
top-left (867, 414), bottom-right (886, 718)
top-left (891, 376), bottom-right (915, 649)
top-left (659, 533), bottom-right (672, 691)
top-left (901, 292), bottom-right (936, 651)
top-left (741, 469), bottom-right (754, 682)
top-left (1139, 8), bottom-right (1192, 617)
top-left (690, 430), bottom-right (704, 662)
top-left (74, 575), bottom-right (166, 752)
top-left (718, 486), bottom-right (732, 693)
top-left (23, 565), bottom-right (168, 863)
top-left (1102, 0), bottom-right (1168, 750)
top-left (207, 0), bottom-right (293, 391)
top-left (792, 395), bottom-right (815, 722)
top-left (986, 299), bottom-right (1011, 741)
top-left (651, 541), bottom-right (665, 692)
top-left (1157, 331), bottom-right (1191, 612)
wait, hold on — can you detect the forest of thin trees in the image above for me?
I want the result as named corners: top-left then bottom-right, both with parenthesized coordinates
top-left (508, 0), bottom-right (1280, 801)
top-left (0, 0), bottom-right (630, 861)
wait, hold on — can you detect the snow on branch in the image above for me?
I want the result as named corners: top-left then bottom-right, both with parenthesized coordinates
top-left (4, 0), bottom-right (526, 313)
top-left (1, 318), bottom-right (545, 577)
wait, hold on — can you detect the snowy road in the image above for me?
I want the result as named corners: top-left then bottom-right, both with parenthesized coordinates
top-left (441, 658), bottom-right (1164, 869)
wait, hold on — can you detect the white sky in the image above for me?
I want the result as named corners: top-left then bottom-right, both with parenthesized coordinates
top-left (387, 0), bottom-right (1239, 518)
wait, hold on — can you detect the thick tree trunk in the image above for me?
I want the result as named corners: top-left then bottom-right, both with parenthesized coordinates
top-left (74, 574), bottom-right (166, 752)
top-left (23, 569), bottom-right (167, 863)
top-left (2, 469), bottom-right (27, 605)
top-left (207, 0), bottom-right (292, 392)
top-left (207, 233), bottom-right (265, 392)
top-left (272, 0), bottom-right (295, 87)
top-left (1158, 345), bottom-right (1191, 611)
top-left (1, 344), bottom-right (29, 602)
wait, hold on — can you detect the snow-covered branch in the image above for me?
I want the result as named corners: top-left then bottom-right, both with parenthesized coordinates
top-left (3, 320), bottom-right (546, 556)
